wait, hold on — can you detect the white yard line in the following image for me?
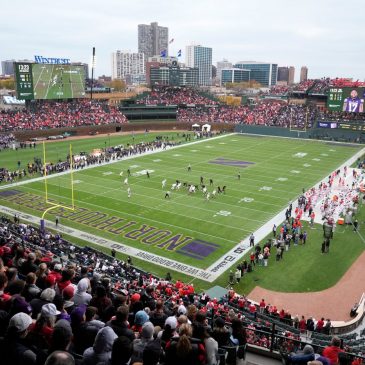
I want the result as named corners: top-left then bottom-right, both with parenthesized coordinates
top-left (2, 133), bottom-right (364, 281)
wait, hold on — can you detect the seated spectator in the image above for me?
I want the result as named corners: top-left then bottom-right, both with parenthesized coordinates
top-left (3, 312), bottom-right (36, 365)
top-left (109, 336), bottom-right (133, 365)
top-left (0, 271), bottom-right (11, 311)
top-left (106, 305), bottom-right (135, 341)
top-left (22, 272), bottom-right (41, 302)
top-left (230, 317), bottom-right (247, 346)
top-left (44, 351), bottom-right (75, 365)
top-left (212, 317), bottom-right (230, 347)
top-left (149, 299), bottom-right (168, 328)
top-left (20, 252), bottom-right (38, 276)
top-left (89, 285), bottom-right (112, 321)
top-left (322, 336), bottom-right (344, 365)
top-left (82, 326), bottom-right (118, 365)
top-left (130, 321), bottom-right (155, 364)
top-left (73, 278), bottom-right (92, 306)
top-left (30, 288), bottom-right (56, 319)
top-left (36, 319), bottom-right (74, 365)
top-left (165, 323), bottom-right (206, 365)
top-left (27, 303), bottom-right (60, 349)
top-left (282, 344), bottom-right (315, 365)
top-left (132, 310), bottom-right (150, 334)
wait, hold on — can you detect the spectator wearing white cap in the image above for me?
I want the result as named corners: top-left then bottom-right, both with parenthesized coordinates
top-left (3, 312), bottom-right (36, 365)
top-left (27, 303), bottom-right (60, 349)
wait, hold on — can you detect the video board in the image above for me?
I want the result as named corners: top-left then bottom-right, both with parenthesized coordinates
top-left (15, 62), bottom-right (85, 100)
top-left (327, 87), bottom-right (365, 113)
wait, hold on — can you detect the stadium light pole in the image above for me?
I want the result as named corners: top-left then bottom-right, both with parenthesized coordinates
top-left (90, 47), bottom-right (96, 100)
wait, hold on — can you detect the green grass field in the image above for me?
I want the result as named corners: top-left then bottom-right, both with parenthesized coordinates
top-left (1, 132), bottom-right (364, 293)
top-left (32, 64), bottom-right (85, 99)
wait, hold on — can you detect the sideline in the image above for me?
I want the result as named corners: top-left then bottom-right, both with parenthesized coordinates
top-left (0, 132), bottom-right (234, 191)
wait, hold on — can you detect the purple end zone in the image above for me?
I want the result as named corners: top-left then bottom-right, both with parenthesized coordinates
top-left (0, 190), bottom-right (22, 197)
top-left (177, 239), bottom-right (219, 260)
top-left (209, 158), bottom-right (255, 167)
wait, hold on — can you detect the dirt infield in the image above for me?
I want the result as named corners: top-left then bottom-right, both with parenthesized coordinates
top-left (248, 250), bottom-right (365, 321)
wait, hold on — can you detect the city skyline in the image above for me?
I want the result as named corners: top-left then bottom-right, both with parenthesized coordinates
top-left (1, 0), bottom-right (364, 81)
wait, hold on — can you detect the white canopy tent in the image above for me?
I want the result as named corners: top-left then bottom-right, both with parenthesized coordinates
top-left (202, 123), bottom-right (211, 132)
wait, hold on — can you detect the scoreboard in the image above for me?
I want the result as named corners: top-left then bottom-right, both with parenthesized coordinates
top-left (14, 62), bottom-right (85, 100)
top-left (14, 63), bottom-right (35, 100)
top-left (327, 87), bottom-right (365, 113)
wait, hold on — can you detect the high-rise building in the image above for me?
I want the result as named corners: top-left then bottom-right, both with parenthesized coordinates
top-left (216, 59), bottom-right (232, 81)
top-left (288, 67), bottom-right (295, 85)
top-left (278, 66), bottom-right (295, 84)
top-left (277, 67), bottom-right (289, 83)
top-left (149, 61), bottom-right (199, 87)
top-left (111, 51), bottom-right (145, 84)
top-left (138, 22), bottom-right (169, 60)
top-left (185, 44), bottom-right (212, 86)
top-left (221, 68), bottom-right (250, 86)
top-left (300, 66), bottom-right (308, 82)
top-left (1, 60), bottom-right (15, 76)
top-left (234, 61), bottom-right (278, 86)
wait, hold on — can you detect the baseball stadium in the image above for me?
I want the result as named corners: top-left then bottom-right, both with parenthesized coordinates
top-left (1, 76), bottom-right (365, 364)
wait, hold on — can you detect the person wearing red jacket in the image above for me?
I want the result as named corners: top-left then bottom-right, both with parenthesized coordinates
top-left (322, 336), bottom-right (344, 365)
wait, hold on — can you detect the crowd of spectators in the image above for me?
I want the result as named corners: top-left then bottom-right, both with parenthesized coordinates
top-left (0, 100), bottom-right (128, 132)
top-left (0, 214), bottom-right (363, 365)
top-left (0, 138), bottom-right (180, 184)
top-left (291, 80), bottom-right (316, 93)
top-left (309, 79), bottom-right (332, 95)
top-left (177, 101), bottom-right (317, 129)
top-left (136, 87), bottom-right (218, 106)
top-left (330, 79), bottom-right (365, 88)
top-left (0, 133), bottom-right (15, 149)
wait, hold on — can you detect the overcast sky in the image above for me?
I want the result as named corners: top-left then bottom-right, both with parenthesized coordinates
top-left (1, 0), bottom-right (364, 82)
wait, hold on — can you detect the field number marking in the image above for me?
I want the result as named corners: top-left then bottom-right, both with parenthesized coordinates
top-left (213, 210), bottom-right (232, 217)
top-left (293, 152), bottom-right (307, 158)
top-left (238, 197), bottom-right (254, 203)
top-left (259, 186), bottom-right (272, 191)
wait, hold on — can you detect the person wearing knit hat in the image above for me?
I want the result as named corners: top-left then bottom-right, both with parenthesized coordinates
top-left (134, 310), bottom-right (149, 326)
top-left (141, 321), bottom-right (154, 340)
top-left (130, 322), bottom-right (155, 364)
top-left (131, 292), bottom-right (141, 303)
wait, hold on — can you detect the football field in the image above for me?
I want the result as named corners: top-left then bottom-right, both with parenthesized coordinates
top-left (0, 133), bottom-right (363, 282)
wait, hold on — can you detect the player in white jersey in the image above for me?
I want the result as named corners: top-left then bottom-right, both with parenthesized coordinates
top-left (119, 171), bottom-right (124, 177)
top-left (171, 183), bottom-right (177, 190)
top-left (206, 193), bottom-right (211, 201)
top-left (212, 189), bottom-right (217, 197)
top-left (127, 187), bottom-right (131, 198)
top-left (162, 179), bottom-right (167, 188)
top-left (202, 186), bottom-right (207, 195)
top-left (124, 178), bottom-right (128, 185)
top-left (176, 182), bottom-right (181, 190)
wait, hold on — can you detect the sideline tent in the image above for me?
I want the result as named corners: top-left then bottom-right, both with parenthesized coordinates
top-left (202, 123), bottom-right (211, 132)
top-left (192, 123), bottom-right (200, 130)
